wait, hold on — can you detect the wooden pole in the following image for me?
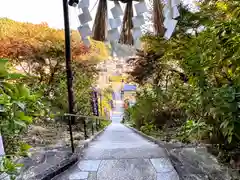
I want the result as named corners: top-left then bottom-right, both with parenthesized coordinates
top-left (153, 0), bottom-right (165, 36)
top-left (119, 1), bottom-right (134, 45)
top-left (63, 0), bottom-right (75, 153)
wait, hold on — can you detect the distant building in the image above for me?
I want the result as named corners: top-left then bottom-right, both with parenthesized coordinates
top-left (121, 84), bottom-right (137, 107)
top-left (122, 84), bottom-right (137, 92)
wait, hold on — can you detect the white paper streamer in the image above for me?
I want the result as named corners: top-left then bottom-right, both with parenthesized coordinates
top-left (164, 5), bottom-right (180, 19)
top-left (132, 15), bottom-right (145, 28)
top-left (111, 3), bottom-right (123, 18)
top-left (78, 23), bottom-right (92, 38)
top-left (108, 29), bottom-right (120, 41)
top-left (164, 19), bottom-right (178, 39)
top-left (172, 6), bottom-right (180, 18)
top-left (109, 18), bottom-right (122, 29)
top-left (78, 7), bottom-right (92, 24)
top-left (163, 0), bottom-right (180, 39)
top-left (132, 28), bottom-right (142, 40)
top-left (82, 37), bottom-right (91, 47)
top-left (171, 0), bottom-right (181, 7)
top-left (134, 1), bottom-right (148, 15)
top-left (110, 41), bottom-right (136, 58)
top-left (78, 0), bottom-right (89, 8)
top-left (163, 5), bottom-right (171, 19)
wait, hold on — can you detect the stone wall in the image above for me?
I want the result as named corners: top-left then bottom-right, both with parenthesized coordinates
top-left (169, 147), bottom-right (239, 180)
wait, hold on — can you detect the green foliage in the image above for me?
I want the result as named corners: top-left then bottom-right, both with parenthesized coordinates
top-left (0, 59), bottom-right (41, 178)
top-left (0, 18), bottom-right (107, 117)
top-left (73, 62), bottom-right (98, 115)
top-left (99, 119), bottom-right (111, 129)
top-left (99, 86), bottom-right (113, 119)
top-left (0, 156), bottom-right (23, 180)
top-left (124, 86), bottom-right (185, 130)
top-left (126, 0), bottom-right (240, 154)
top-left (140, 124), bottom-right (157, 135)
top-left (0, 18), bottom-right (108, 179)
top-left (178, 119), bottom-right (212, 143)
top-left (122, 107), bottom-right (132, 124)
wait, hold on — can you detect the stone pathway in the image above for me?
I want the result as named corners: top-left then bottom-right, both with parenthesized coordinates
top-left (53, 92), bottom-right (179, 180)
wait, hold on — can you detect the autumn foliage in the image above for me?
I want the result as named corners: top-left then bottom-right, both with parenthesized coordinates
top-left (0, 18), bottom-right (109, 115)
top-left (0, 18), bottom-right (90, 60)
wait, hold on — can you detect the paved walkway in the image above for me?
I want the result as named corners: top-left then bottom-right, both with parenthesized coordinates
top-left (53, 92), bottom-right (179, 180)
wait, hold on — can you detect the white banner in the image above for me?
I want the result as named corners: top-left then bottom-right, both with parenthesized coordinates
top-left (0, 135), bottom-right (5, 156)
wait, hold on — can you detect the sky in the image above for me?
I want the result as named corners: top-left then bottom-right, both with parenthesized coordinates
top-left (0, 0), bottom-right (87, 29)
top-left (0, 0), bottom-right (195, 30)
top-left (0, 0), bottom-right (117, 30)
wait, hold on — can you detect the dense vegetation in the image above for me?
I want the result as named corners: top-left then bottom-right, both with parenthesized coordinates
top-left (124, 0), bottom-right (240, 169)
top-left (0, 18), bottom-right (109, 178)
top-left (0, 59), bottom-right (42, 177)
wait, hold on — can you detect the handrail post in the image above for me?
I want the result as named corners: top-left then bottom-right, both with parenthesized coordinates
top-left (99, 118), bottom-right (101, 128)
top-left (96, 118), bottom-right (99, 131)
top-left (99, 92), bottom-right (103, 116)
top-left (84, 118), bottom-right (87, 140)
top-left (67, 115), bottom-right (74, 153)
top-left (91, 118), bottom-right (94, 135)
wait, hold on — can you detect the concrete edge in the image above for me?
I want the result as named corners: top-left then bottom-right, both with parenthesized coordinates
top-left (123, 124), bottom-right (184, 179)
top-left (124, 124), bottom-right (198, 151)
top-left (123, 124), bottom-right (240, 180)
top-left (123, 124), bottom-right (169, 151)
top-left (40, 154), bottom-right (78, 180)
top-left (124, 124), bottom-right (207, 180)
top-left (40, 124), bottom-right (110, 180)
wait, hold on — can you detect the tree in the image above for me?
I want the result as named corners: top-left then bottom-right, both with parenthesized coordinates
top-left (0, 18), bottom-right (110, 178)
top-left (0, 18), bottom-right (109, 114)
top-left (0, 59), bottom-right (44, 178)
top-left (127, 0), bottom-right (240, 153)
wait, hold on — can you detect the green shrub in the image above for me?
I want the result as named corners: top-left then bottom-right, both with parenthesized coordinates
top-left (0, 59), bottom-right (42, 178)
top-left (126, 1), bottom-right (240, 153)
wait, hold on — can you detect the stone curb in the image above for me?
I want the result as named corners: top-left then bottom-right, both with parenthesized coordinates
top-left (124, 124), bottom-right (173, 153)
top-left (40, 154), bottom-right (78, 180)
top-left (123, 124), bottom-right (184, 179)
top-left (123, 124), bottom-right (225, 180)
top-left (39, 124), bottom-right (110, 180)
top-left (124, 124), bottom-right (199, 152)
top-left (124, 125), bottom-right (161, 144)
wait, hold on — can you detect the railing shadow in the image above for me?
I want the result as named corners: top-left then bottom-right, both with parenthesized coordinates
top-left (14, 114), bottom-right (111, 180)
top-left (63, 113), bottom-right (111, 153)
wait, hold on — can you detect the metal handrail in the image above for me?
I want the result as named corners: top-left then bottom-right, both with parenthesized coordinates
top-left (64, 113), bottom-right (110, 120)
top-left (63, 113), bottom-right (111, 153)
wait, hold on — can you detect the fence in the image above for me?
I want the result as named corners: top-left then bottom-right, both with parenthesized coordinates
top-left (63, 113), bottom-right (111, 153)
top-left (7, 114), bottom-right (111, 179)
